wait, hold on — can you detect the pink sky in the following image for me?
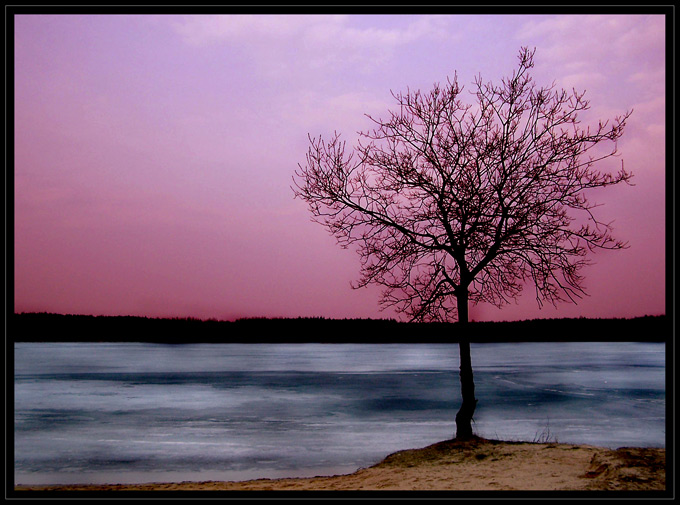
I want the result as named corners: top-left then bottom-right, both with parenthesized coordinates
top-left (13, 13), bottom-right (668, 322)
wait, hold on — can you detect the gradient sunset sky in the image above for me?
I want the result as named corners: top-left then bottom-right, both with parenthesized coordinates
top-left (13, 12), bottom-right (668, 322)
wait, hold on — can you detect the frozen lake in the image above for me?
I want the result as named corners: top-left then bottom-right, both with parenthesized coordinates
top-left (14, 341), bottom-right (665, 486)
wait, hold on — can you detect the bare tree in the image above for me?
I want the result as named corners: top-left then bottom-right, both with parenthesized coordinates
top-left (293, 47), bottom-right (632, 440)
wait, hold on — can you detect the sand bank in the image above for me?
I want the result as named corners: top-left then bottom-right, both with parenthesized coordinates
top-left (15, 437), bottom-right (666, 492)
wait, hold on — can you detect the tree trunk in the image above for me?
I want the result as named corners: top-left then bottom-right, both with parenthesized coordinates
top-left (455, 290), bottom-right (477, 440)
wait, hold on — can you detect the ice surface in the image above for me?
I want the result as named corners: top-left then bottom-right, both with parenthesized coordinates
top-left (14, 341), bottom-right (665, 485)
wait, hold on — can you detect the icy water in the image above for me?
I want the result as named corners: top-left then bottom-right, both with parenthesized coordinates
top-left (14, 342), bottom-right (665, 486)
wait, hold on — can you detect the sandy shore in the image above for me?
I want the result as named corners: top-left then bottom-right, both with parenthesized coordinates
top-left (15, 437), bottom-right (666, 492)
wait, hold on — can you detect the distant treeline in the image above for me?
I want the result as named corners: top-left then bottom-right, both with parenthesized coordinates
top-left (9, 312), bottom-right (669, 344)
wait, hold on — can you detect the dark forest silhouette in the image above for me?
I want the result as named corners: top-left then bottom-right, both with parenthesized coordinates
top-left (11, 312), bottom-right (667, 344)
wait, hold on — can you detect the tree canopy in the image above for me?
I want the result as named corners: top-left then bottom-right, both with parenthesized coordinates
top-left (294, 47), bottom-right (632, 323)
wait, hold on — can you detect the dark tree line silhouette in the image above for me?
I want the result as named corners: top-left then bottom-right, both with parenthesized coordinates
top-left (12, 312), bottom-right (667, 344)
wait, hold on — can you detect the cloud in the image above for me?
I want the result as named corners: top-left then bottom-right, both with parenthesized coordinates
top-left (516, 15), bottom-right (665, 81)
top-left (173, 14), bottom-right (331, 45)
top-left (172, 15), bottom-right (453, 74)
top-left (170, 15), bottom-right (459, 136)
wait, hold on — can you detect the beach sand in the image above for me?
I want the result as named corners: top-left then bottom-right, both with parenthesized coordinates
top-left (15, 437), bottom-right (666, 492)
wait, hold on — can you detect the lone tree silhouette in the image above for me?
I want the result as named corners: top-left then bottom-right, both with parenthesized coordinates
top-left (293, 47), bottom-right (632, 440)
